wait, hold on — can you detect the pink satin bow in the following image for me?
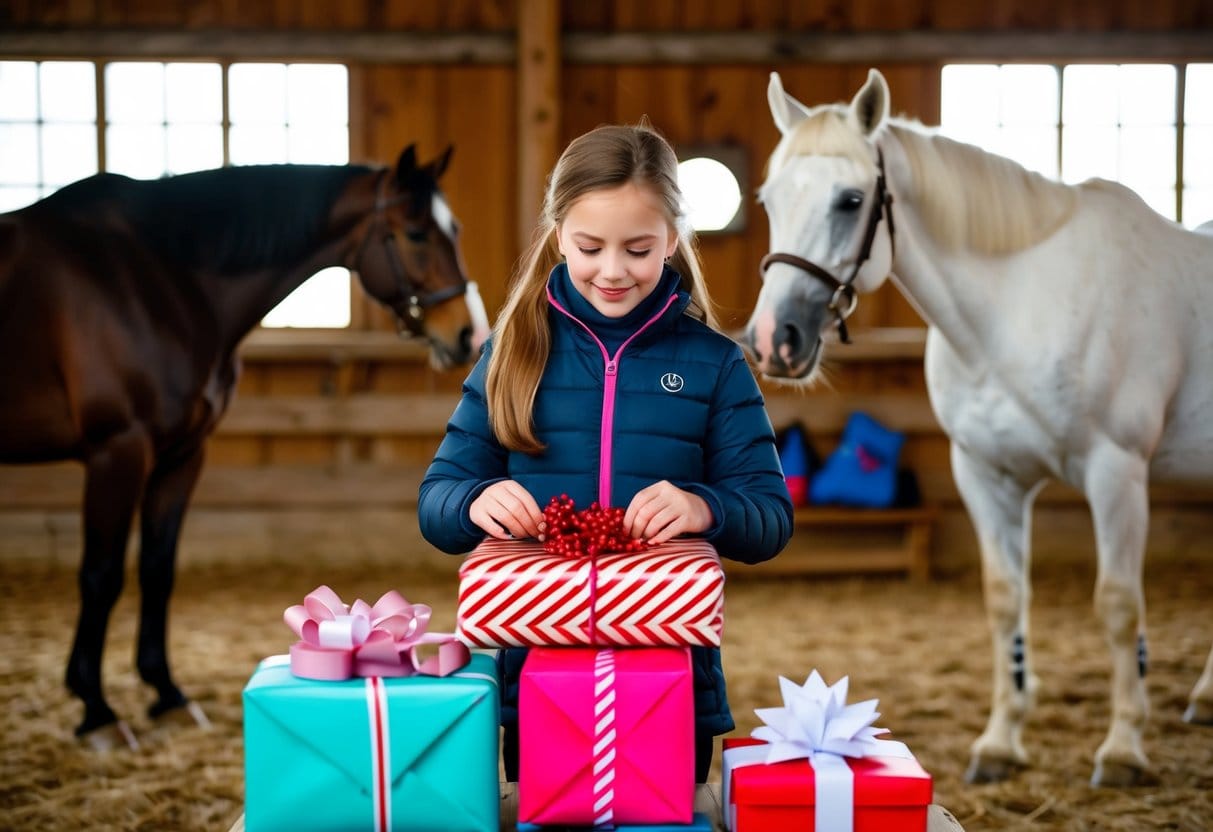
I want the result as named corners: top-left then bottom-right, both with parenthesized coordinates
top-left (283, 585), bottom-right (470, 681)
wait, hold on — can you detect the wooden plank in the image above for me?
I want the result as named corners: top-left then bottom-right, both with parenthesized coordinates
top-left (516, 0), bottom-right (561, 253)
top-left (0, 463), bottom-right (429, 510)
top-left (6, 28), bottom-right (1211, 64)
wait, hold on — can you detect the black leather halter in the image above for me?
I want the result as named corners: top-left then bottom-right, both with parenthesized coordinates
top-left (759, 148), bottom-right (895, 344)
top-left (349, 170), bottom-right (468, 337)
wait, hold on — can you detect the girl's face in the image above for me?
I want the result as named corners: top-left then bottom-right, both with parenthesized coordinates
top-left (556, 182), bottom-right (679, 318)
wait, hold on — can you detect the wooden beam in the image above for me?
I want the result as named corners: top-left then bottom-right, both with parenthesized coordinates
top-left (516, 0), bottom-right (561, 253)
top-left (4, 29), bottom-right (1210, 65)
top-left (561, 30), bottom-right (1213, 64)
top-left (0, 29), bottom-right (515, 63)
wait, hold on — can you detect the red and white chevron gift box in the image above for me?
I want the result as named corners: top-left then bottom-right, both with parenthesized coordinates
top-left (456, 538), bottom-right (725, 648)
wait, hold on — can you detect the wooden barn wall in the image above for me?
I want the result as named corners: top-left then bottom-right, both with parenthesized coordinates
top-left (2, 0), bottom-right (1211, 574)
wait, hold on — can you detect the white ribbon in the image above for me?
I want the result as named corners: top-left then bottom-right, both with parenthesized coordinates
top-left (722, 670), bottom-right (913, 832)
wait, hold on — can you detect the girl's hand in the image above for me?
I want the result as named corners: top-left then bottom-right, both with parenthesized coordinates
top-left (469, 480), bottom-right (546, 541)
top-left (623, 480), bottom-right (714, 545)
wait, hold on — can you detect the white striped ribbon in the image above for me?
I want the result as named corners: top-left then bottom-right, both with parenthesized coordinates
top-left (365, 676), bottom-right (391, 832)
top-left (592, 649), bottom-right (617, 829)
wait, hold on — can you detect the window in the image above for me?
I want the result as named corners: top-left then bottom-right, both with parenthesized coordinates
top-left (941, 63), bottom-right (1212, 228)
top-left (676, 145), bottom-right (747, 234)
top-left (0, 59), bottom-right (351, 326)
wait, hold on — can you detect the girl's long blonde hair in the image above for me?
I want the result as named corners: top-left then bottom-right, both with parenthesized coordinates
top-left (487, 123), bottom-right (718, 454)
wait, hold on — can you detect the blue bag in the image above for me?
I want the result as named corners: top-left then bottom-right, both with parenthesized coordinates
top-left (809, 412), bottom-right (905, 508)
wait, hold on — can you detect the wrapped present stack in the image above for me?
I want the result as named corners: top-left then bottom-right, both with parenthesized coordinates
top-left (457, 496), bottom-right (724, 831)
top-left (242, 586), bottom-right (501, 832)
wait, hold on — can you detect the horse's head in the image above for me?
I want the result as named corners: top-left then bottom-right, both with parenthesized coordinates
top-left (745, 69), bottom-right (897, 381)
top-left (349, 145), bottom-right (490, 370)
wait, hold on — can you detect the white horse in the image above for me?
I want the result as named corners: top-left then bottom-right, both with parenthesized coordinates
top-left (745, 68), bottom-right (1213, 787)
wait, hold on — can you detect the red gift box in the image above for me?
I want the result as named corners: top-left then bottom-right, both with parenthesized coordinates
top-left (722, 737), bottom-right (932, 832)
top-left (456, 538), bottom-right (724, 648)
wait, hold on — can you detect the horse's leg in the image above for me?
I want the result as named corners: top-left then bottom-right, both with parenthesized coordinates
top-left (952, 445), bottom-right (1038, 784)
top-left (1185, 646), bottom-right (1213, 724)
top-left (136, 442), bottom-right (210, 728)
top-left (1086, 446), bottom-right (1155, 786)
top-left (66, 426), bottom-right (151, 748)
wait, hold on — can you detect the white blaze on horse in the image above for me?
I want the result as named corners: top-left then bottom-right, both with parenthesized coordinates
top-left (745, 68), bottom-right (1213, 787)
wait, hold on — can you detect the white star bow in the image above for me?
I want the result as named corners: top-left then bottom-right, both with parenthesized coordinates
top-left (751, 670), bottom-right (890, 763)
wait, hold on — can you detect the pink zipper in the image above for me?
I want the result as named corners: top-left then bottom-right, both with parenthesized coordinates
top-left (547, 288), bottom-right (679, 507)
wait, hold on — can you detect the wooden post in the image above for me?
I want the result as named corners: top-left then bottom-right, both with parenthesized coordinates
top-left (516, 0), bottom-right (561, 254)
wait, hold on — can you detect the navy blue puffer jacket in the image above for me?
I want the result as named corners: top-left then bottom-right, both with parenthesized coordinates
top-left (419, 265), bottom-right (793, 745)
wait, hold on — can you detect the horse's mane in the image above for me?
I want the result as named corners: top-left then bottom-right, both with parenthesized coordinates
top-left (41, 164), bottom-right (375, 273)
top-left (774, 107), bottom-right (1078, 255)
top-left (888, 122), bottom-right (1077, 254)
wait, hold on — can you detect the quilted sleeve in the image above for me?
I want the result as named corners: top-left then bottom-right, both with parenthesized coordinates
top-left (418, 348), bottom-right (508, 554)
top-left (683, 347), bottom-right (793, 564)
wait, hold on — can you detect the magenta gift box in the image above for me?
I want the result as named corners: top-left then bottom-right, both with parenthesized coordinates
top-left (519, 646), bottom-right (695, 826)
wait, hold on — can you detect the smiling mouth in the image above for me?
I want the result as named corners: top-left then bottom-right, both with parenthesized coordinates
top-left (595, 285), bottom-right (632, 299)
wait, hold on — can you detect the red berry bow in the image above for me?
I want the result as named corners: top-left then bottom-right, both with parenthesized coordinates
top-left (542, 494), bottom-right (649, 557)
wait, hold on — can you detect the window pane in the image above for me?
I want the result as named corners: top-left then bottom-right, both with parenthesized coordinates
top-left (1135, 186), bottom-right (1176, 221)
top-left (1119, 126), bottom-right (1176, 190)
top-left (40, 62), bottom-right (96, 122)
top-left (287, 64), bottom-right (347, 125)
top-left (106, 62), bottom-right (166, 124)
top-left (229, 63), bottom-right (287, 124)
top-left (1118, 65), bottom-right (1175, 126)
top-left (0, 61), bottom-right (38, 120)
top-left (995, 126), bottom-right (1058, 178)
top-left (999, 65), bottom-right (1057, 126)
top-left (1183, 187), bottom-right (1213, 229)
top-left (106, 124), bottom-right (166, 178)
top-left (166, 124), bottom-right (223, 173)
top-left (41, 123), bottom-right (98, 185)
top-left (0, 123), bottom-right (39, 183)
top-left (1185, 125), bottom-right (1213, 186)
top-left (230, 124), bottom-right (287, 164)
top-left (261, 267), bottom-right (351, 328)
top-left (941, 65), bottom-right (1000, 129)
top-left (1063, 65), bottom-right (1119, 126)
top-left (287, 125), bottom-right (348, 164)
top-left (1186, 64), bottom-right (1213, 124)
top-left (165, 63), bottom-right (222, 123)
top-left (1062, 125), bottom-right (1118, 183)
top-left (0, 186), bottom-right (41, 211)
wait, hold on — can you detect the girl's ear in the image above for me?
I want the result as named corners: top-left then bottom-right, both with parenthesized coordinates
top-left (665, 236), bottom-right (679, 259)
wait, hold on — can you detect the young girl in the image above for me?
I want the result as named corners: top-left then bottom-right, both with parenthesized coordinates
top-left (419, 123), bottom-right (793, 782)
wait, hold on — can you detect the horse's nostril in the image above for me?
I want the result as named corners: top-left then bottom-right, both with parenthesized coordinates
top-left (458, 326), bottom-right (473, 356)
top-left (781, 323), bottom-right (804, 357)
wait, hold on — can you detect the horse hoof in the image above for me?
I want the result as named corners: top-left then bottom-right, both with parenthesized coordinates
top-left (152, 699), bottom-right (212, 730)
top-left (964, 752), bottom-right (1025, 784)
top-left (1091, 758), bottom-right (1159, 788)
top-left (77, 720), bottom-right (140, 752)
top-left (1183, 702), bottom-right (1213, 725)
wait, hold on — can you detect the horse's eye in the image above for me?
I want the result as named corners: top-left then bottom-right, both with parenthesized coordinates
top-left (834, 190), bottom-right (865, 212)
top-left (405, 228), bottom-right (428, 244)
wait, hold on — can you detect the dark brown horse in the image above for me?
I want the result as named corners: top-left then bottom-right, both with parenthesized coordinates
top-left (0, 145), bottom-right (489, 748)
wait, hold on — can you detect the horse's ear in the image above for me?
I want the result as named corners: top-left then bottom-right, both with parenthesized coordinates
top-left (768, 72), bottom-right (813, 135)
top-left (395, 144), bottom-right (419, 179)
top-left (429, 145), bottom-right (454, 180)
top-left (849, 68), bottom-right (889, 137)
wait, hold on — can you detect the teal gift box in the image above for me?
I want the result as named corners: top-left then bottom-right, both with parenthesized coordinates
top-left (243, 652), bottom-right (500, 832)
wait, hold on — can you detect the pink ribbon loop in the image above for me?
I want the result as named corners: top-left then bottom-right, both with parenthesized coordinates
top-left (283, 585), bottom-right (469, 680)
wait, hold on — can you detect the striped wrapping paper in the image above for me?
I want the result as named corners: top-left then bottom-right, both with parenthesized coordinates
top-left (456, 539), bottom-right (725, 648)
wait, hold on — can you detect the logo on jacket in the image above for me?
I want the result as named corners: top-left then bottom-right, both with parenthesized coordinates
top-left (660, 372), bottom-right (684, 393)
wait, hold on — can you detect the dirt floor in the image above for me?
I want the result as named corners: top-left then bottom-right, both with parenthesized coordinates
top-left (0, 552), bottom-right (1210, 832)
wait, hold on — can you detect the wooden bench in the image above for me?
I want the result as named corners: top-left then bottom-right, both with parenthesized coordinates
top-left (723, 505), bottom-right (938, 581)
